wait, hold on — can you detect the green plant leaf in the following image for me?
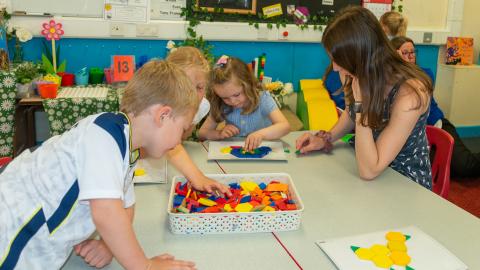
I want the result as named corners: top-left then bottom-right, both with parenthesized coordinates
top-left (42, 54), bottom-right (55, 74)
top-left (57, 60), bottom-right (67, 73)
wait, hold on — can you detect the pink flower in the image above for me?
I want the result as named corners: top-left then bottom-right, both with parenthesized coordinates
top-left (41, 20), bottom-right (64, 40)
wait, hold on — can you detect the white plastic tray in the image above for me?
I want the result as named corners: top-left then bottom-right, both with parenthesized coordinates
top-left (167, 173), bottom-right (304, 234)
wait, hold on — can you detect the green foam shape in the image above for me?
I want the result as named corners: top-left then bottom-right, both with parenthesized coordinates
top-left (341, 133), bottom-right (354, 143)
top-left (406, 265), bottom-right (415, 270)
top-left (350, 246), bottom-right (360, 252)
top-left (405, 234), bottom-right (411, 240)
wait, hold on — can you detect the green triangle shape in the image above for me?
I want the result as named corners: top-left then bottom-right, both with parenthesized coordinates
top-left (341, 133), bottom-right (354, 143)
top-left (350, 246), bottom-right (360, 252)
top-left (406, 265), bottom-right (415, 270)
top-left (405, 234), bottom-right (411, 240)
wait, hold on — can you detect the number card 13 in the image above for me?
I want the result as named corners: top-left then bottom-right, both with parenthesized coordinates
top-left (112, 55), bottom-right (135, 82)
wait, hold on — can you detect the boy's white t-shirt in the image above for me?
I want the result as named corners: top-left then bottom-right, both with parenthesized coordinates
top-left (192, 97), bottom-right (210, 125)
top-left (0, 112), bottom-right (136, 270)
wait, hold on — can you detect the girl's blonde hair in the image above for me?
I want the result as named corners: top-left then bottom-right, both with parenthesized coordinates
top-left (120, 60), bottom-right (199, 117)
top-left (208, 57), bottom-right (261, 122)
top-left (166, 46), bottom-right (210, 75)
top-left (380, 11), bottom-right (408, 37)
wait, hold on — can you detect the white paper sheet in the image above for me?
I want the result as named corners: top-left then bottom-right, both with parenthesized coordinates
top-left (133, 158), bottom-right (167, 184)
top-left (316, 226), bottom-right (468, 270)
top-left (207, 140), bottom-right (287, 160)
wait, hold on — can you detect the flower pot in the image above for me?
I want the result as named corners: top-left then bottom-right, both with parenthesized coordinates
top-left (16, 82), bottom-right (34, 98)
top-left (89, 67), bottom-right (104, 84)
top-left (58, 72), bottom-right (75, 86)
top-left (38, 83), bottom-right (59, 99)
top-left (75, 68), bottom-right (89, 86)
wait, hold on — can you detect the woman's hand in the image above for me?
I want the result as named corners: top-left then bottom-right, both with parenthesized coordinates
top-left (295, 132), bottom-right (327, 154)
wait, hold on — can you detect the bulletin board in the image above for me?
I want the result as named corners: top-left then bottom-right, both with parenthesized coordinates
top-left (188, 0), bottom-right (361, 23)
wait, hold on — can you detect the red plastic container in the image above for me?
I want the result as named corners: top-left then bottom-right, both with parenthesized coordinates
top-left (58, 72), bottom-right (75, 86)
top-left (38, 83), bottom-right (59, 99)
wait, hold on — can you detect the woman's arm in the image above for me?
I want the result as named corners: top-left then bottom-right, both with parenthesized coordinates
top-left (295, 108), bottom-right (354, 153)
top-left (354, 80), bottom-right (430, 180)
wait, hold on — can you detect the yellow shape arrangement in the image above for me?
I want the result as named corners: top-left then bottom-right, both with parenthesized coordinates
top-left (352, 231), bottom-right (414, 269)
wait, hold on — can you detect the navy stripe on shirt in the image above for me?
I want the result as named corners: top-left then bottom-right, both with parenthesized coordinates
top-left (93, 113), bottom-right (128, 160)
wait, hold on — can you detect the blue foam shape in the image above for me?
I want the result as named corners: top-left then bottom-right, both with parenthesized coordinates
top-left (230, 146), bottom-right (272, 158)
top-left (173, 195), bottom-right (185, 207)
top-left (229, 183), bottom-right (240, 189)
top-left (240, 195), bottom-right (251, 203)
top-left (259, 182), bottom-right (267, 190)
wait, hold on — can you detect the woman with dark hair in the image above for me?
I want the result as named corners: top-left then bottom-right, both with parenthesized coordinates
top-left (296, 6), bottom-right (433, 189)
top-left (391, 36), bottom-right (480, 178)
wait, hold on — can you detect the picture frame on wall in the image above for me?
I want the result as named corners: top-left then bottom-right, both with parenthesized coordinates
top-left (196, 0), bottom-right (257, 14)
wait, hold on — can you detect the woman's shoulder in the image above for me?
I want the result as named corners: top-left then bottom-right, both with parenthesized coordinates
top-left (394, 78), bottom-right (430, 113)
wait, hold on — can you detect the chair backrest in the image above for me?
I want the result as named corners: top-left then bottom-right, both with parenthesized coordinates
top-left (0, 157), bottom-right (12, 167)
top-left (426, 126), bottom-right (454, 199)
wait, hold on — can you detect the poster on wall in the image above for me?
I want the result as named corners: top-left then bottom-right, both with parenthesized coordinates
top-left (196, 0), bottom-right (257, 14)
top-left (104, 0), bottom-right (149, 22)
top-left (151, 0), bottom-right (186, 20)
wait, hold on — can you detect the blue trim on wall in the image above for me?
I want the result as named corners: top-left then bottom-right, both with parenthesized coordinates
top-left (13, 37), bottom-right (440, 90)
top-left (456, 126), bottom-right (480, 138)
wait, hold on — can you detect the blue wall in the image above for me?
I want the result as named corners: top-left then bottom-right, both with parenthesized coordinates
top-left (15, 37), bottom-right (439, 89)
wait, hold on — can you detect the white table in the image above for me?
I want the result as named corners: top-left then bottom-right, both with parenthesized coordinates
top-left (211, 132), bottom-right (480, 269)
top-left (62, 141), bottom-right (299, 270)
top-left (63, 133), bottom-right (480, 269)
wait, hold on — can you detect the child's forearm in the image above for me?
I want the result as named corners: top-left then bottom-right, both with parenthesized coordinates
top-left (167, 144), bottom-right (205, 182)
top-left (90, 199), bottom-right (148, 270)
top-left (198, 128), bottom-right (222, 140)
top-left (257, 122), bottom-right (290, 140)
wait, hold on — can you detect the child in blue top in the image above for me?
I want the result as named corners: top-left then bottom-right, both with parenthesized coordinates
top-left (0, 61), bottom-right (229, 270)
top-left (199, 56), bottom-right (290, 151)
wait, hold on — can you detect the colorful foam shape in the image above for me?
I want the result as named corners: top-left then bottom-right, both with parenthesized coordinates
top-left (371, 254), bottom-right (393, 269)
top-left (240, 181), bottom-right (259, 192)
top-left (386, 231), bottom-right (406, 242)
top-left (198, 198), bottom-right (217, 207)
top-left (354, 247), bottom-right (375, 260)
top-left (235, 203), bottom-right (253, 212)
top-left (387, 240), bottom-right (407, 252)
top-left (229, 146), bottom-right (272, 158)
top-left (390, 251), bottom-right (411, 266)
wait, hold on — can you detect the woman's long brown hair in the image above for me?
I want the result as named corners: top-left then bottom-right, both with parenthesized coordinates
top-left (322, 6), bottom-right (432, 129)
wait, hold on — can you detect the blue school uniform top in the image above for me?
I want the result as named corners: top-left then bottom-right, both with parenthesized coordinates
top-left (421, 67), bottom-right (445, 125)
top-left (324, 70), bottom-right (346, 110)
top-left (224, 91), bottom-right (278, 137)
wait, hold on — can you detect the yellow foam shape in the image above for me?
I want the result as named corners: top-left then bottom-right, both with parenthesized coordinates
top-left (221, 146), bottom-right (232, 154)
top-left (371, 254), bottom-right (393, 269)
top-left (134, 168), bottom-right (146, 176)
top-left (307, 99), bottom-right (338, 131)
top-left (263, 206), bottom-right (275, 212)
top-left (240, 189), bottom-right (250, 196)
top-left (386, 231), bottom-right (406, 242)
top-left (302, 87), bottom-right (330, 102)
top-left (370, 244), bottom-right (390, 256)
top-left (240, 181), bottom-right (259, 192)
top-left (223, 204), bottom-right (233, 212)
top-left (355, 248), bottom-right (375, 260)
top-left (390, 251), bottom-right (411, 266)
top-left (388, 240), bottom-right (407, 252)
top-left (198, 198), bottom-right (217, 207)
top-left (235, 203), bottom-right (253, 212)
top-left (300, 79), bottom-right (323, 90)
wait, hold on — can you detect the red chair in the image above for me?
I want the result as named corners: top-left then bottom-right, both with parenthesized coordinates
top-left (0, 157), bottom-right (12, 167)
top-left (426, 126), bottom-right (454, 199)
